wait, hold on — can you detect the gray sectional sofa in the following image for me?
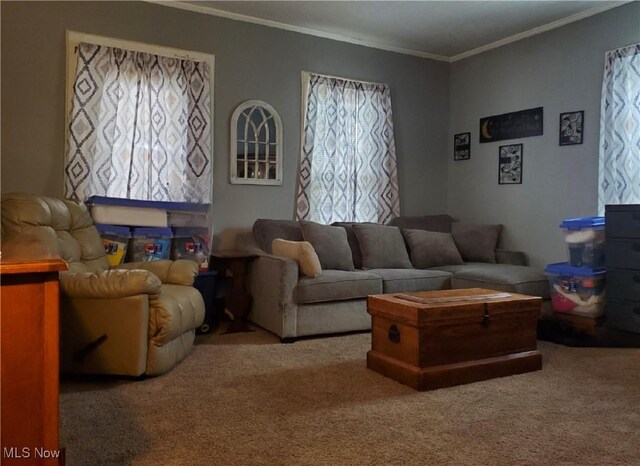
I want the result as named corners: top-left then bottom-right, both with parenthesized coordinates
top-left (238, 215), bottom-right (550, 341)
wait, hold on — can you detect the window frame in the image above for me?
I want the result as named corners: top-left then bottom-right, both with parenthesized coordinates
top-left (64, 30), bottom-right (215, 192)
top-left (229, 100), bottom-right (283, 186)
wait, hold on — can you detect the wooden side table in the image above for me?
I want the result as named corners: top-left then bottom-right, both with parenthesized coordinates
top-left (210, 251), bottom-right (258, 334)
top-left (1, 258), bottom-right (68, 465)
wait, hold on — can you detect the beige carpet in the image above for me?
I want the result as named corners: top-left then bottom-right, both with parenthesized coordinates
top-left (60, 328), bottom-right (640, 465)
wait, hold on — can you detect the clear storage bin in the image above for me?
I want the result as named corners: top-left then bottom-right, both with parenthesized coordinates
top-left (96, 224), bottom-right (130, 267)
top-left (544, 262), bottom-right (606, 317)
top-left (128, 227), bottom-right (173, 262)
top-left (560, 216), bottom-right (605, 268)
top-left (172, 227), bottom-right (210, 270)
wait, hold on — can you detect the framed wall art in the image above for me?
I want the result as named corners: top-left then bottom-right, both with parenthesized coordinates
top-left (559, 110), bottom-right (584, 145)
top-left (479, 107), bottom-right (543, 143)
top-left (498, 144), bottom-right (523, 185)
top-left (454, 132), bottom-right (471, 160)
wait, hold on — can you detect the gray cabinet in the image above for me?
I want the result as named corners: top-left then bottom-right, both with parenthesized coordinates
top-left (605, 204), bottom-right (640, 333)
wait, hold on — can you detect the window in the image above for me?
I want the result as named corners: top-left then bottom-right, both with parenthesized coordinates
top-left (598, 43), bottom-right (640, 214)
top-left (64, 31), bottom-right (214, 203)
top-left (230, 100), bottom-right (283, 185)
top-left (296, 72), bottom-right (399, 224)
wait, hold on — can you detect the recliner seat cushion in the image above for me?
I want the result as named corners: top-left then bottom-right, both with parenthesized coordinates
top-left (295, 270), bottom-right (382, 304)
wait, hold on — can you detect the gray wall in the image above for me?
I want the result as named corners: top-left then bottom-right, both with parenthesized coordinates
top-left (1, 1), bottom-right (449, 245)
top-left (448, 2), bottom-right (640, 268)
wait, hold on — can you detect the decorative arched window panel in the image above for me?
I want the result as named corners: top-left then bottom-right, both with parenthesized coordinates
top-left (230, 100), bottom-right (283, 185)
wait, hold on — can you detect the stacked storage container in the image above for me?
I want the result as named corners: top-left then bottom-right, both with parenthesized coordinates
top-left (545, 217), bottom-right (607, 318)
top-left (95, 224), bottom-right (131, 267)
top-left (87, 196), bottom-right (216, 333)
top-left (128, 227), bottom-right (173, 262)
top-left (171, 227), bottom-right (210, 270)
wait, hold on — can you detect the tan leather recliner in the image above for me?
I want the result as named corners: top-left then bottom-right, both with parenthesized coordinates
top-left (1, 193), bottom-right (205, 377)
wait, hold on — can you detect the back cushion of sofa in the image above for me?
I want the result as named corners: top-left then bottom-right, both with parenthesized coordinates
top-left (331, 222), bottom-right (372, 269)
top-left (451, 223), bottom-right (503, 263)
top-left (388, 215), bottom-right (454, 233)
top-left (353, 224), bottom-right (413, 269)
top-left (300, 220), bottom-right (354, 271)
top-left (252, 219), bottom-right (303, 254)
top-left (1, 193), bottom-right (109, 273)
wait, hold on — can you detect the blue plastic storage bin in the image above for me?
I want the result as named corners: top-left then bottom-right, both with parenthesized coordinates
top-left (128, 227), bottom-right (173, 262)
top-left (544, 262), bottom-right (606, 317)
top-left (95, 224), bottom-right (131, 266)
top-left (560, 216), bottom-right (605, 268)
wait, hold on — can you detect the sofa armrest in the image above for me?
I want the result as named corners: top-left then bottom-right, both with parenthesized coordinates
top-left (247, 254), bottom-right (300, 338)
top-left (115, 259), bottom-right (199, 286)
top-left (60, 269), bottom-right (161, 299)
top-left (495, 248), bottom-right (528, 266)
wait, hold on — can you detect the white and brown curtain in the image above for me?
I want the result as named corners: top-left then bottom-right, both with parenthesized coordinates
top-left (296, 72), bottom-right (400, 224)
top-left (598, 43), bottom-right (640, 214)
top-left (65, 42), bottom-right (212, 203)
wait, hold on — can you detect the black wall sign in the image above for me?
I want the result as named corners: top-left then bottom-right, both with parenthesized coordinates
top-left (479, 107), bottom-right (543, 143)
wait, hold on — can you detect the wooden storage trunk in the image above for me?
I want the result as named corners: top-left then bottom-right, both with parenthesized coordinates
top-left (367, 288), bottom-right (542, 390)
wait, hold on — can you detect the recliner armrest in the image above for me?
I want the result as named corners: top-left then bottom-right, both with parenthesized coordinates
top-left (60, 269), bottom-right (161, 299)
top-left (495, 248), bottom-right (528, 266)
top-left (115, 259), bottom-right (199, 286)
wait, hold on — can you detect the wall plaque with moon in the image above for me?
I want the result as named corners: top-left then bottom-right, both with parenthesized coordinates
top-left (480, 107), bottom-right (543, 143)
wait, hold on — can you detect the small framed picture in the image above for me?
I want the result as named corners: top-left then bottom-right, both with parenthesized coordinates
top-left (454, 132), bottom-right (471, 160)
top-left (559, 110), bottom-right (584, 145)
top-left (499, 144), bottom-right (523, 185)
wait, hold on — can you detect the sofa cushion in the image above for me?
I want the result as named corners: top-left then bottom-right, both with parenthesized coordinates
top-left (295, 270), bottom-right (382, 304)
top-left (367, 268), bottom-right (452, 293)
top-left (1, 192), bottom-right (110, 273)
top-left (331, 222), bottom-right (366, 269)
top-left (272, 239), bottom-right (322, 278)
top-left (388, 214), bottom-right (454, 233)
top-left (353, 224), bottom-right (412, 269)
top-left (434, 263), bottom-right (549, 299)
top-left (451, 223), bottom-right (502, 263)
top-left (301, 220), bottom-right (354, 271)
top-left (402, 229), bottom-right (464, 268)
top-left (253, 219), bottom-right (303, 254)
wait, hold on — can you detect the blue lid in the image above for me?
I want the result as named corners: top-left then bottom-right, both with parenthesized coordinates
top-left (544, 262), bottom-right (606, 277)
top-left (95, 224), bottom-right (131, 236)
top-left (131, 227), bottom-right (173, 237)
top-left (87, 196), bottom-right (210, 212)
top-left (560, 216), bottom-right (605, 230)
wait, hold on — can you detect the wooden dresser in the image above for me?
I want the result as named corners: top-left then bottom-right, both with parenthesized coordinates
top-left (1, 258), bottom-right (67, 465)
top-left (605, 204), bottom-right (640, 334)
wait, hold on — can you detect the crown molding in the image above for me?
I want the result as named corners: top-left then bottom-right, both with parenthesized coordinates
top-left (449, 1), bottom-right (631, 62)
top-left (142, 0), bottom-right (450, 62)
top-left (143, 0), bottom-right (632, 64)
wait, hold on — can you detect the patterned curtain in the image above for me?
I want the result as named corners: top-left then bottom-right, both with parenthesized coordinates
top-left (598, 43), bottom-right (640, 214)
top-left (65, 42), bottom-right (212, 203)
top-left (296, 73), bottom-right (399, 224)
